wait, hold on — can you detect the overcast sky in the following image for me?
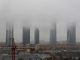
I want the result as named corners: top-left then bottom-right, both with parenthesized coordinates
top-left (0, 0), bottom-right (80, 43)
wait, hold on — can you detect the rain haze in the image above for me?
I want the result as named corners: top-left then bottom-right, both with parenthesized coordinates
top-left (0, 0), bottom-right (80, 43)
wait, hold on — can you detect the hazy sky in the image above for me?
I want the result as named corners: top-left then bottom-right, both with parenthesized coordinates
top-left (0, 0), bottom-right (80, 43)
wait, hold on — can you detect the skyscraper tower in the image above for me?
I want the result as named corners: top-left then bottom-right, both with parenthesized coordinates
top-left (67, 24), bottom-right (76, 45)
top-left (6, 23), bottom-right (14, 46)
top-left (50, 23), bottom-right (57, 45)
top-left (34, 28), bottom-right (39, 44)
top-left (23, 27), bottom-right (30, 45)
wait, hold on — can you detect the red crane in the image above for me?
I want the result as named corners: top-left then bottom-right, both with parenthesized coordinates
top-left (11, 38), bottom-right (16, 60)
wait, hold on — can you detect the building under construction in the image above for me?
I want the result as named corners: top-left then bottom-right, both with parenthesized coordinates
top-left (6, 23), bottom-right (14, 47)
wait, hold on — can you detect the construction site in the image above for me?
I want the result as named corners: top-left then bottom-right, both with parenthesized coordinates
top-left (0, 42), bottom-right (80, 60)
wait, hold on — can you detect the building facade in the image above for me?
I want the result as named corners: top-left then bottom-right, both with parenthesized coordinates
top-left (67, 24), bottom-right (76, 45)
top-left (50, 24), bottom-right (57, 45)
top-left (34, 28), bottom-right (39, 44)
top-left (23, 27), bottom-right (30, 45)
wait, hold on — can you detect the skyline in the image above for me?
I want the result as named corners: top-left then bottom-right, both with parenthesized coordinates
top-left (0, 0), bottom-right (80, 43)
top-left (0, 22), bottom-right (79, 44)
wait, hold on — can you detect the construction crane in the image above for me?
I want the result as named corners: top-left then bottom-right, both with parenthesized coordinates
top-left (11, 38), bottom-right (16, 60)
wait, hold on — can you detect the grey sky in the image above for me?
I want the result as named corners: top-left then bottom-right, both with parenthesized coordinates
top-left (0, 0), bottom-right (80, 43)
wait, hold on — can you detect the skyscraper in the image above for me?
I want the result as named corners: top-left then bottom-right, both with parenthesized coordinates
top-left (34, 28), bottom-right (39, 44)
top-left (67, 24), bottom-right (76, 45)
top-left (6, 23), bottom-right (14, 46)
top-left (23, 27), bottom-right (30, 45)
top-left (50, 23), bottom-right (57, 45)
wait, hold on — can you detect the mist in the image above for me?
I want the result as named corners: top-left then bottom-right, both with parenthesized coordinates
top-left (0, 0), bottom-right (80, 43)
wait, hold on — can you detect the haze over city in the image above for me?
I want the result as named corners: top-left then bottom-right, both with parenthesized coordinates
top-left (0, 0), bottom-right (80, 43)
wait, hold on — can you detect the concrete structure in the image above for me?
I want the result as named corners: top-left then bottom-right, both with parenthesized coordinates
top-left (23, 27), bottom-right (30, 45)
top-left (50, 23), bottom-right (57, 45)
top-left (6, 23), bottom-right (14, 46)
top-left (67, 24), bottom-right (76, 45)
top-left (34, 28), bottom-right (39, 44)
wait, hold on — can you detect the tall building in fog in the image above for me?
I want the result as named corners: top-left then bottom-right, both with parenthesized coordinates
top-left (50, 24), bottom-right (57, 45)
top-left (34, 28), bottom-right (39, 44)
top-left (67, 24), bottom-right (76, 45)
top-left (23, 27), bottom-right (30, 45)
top-left (6, 23), bottom-right (14, 46)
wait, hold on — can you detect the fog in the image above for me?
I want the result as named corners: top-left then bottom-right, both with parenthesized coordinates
top-left (0, 0), bottom-right (80, 43)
